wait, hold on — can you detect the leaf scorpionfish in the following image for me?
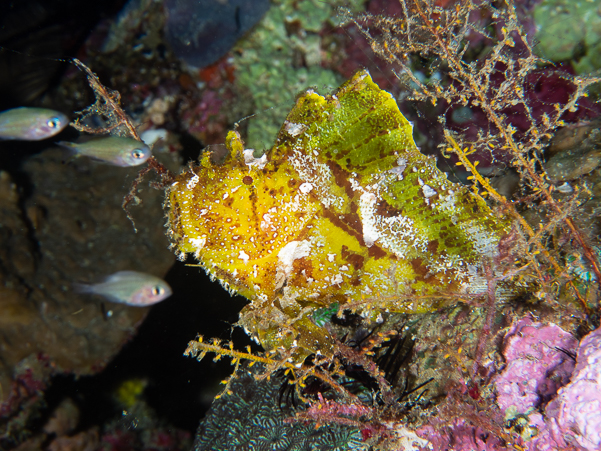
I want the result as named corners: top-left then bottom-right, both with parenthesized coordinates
top-left (165, 71), bottom-right (512, 359)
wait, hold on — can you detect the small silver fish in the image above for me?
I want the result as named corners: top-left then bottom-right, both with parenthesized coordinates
top-left (0, 107), bottom-right (69, 140)
top-left (58, 136), bottom-right (152, 167)
top-left (75, 271), bottom-right (172, 306)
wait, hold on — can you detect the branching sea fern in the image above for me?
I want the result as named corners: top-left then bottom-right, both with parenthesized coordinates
top-left (69, 58), bottom-right (175, 229)
top-left (184, 330), bottom-right (398, 406)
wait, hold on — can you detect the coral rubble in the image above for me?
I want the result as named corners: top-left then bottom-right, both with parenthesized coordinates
top-left (494, 318), bottom-right (578, 441)
top-left (550, 325), bottom-right (601, 450)
top-left (493, 320), bottom-right (601, 450)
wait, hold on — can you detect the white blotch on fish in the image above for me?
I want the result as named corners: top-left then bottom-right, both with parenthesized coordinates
top-left (0, 107), bottom-right (69, 141)
top-left (75, 271), bottom-right (172, 306)
top-left (57, 136), bottom-right (152, 167)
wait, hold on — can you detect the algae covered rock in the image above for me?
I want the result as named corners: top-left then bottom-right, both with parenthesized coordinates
top-left (165, 71), bottom-right (512, 358)
top-left (534, 0), bottom-right (601, 74)
top-left (230, 0), bottom-right (363, 149)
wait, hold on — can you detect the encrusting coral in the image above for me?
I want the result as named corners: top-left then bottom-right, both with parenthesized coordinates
top-left (494, 318), bottom-right (601, 450)
top-left (193, 365), bottom-right (366, 451)
top-left (493, 318), bottom-right (578, 440)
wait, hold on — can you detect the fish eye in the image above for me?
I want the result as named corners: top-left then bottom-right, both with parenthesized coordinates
top-left (132, 149), bottom-right (146, 159)
top-left (47, 117), bottom-right (61, 129)
top-left (151, 285), bottom-right (164, 296)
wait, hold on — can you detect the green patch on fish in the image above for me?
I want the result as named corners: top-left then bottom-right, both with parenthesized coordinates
top-left (0, 107), bottom-right (69, 141)
top-left (75, 270), bottom-right (172, 306)
top-left (312, 302), bottom-right (340, 327)
top-left (58, 136), bottom-right (152, 167)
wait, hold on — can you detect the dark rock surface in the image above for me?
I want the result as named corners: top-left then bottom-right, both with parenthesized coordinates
top-left (164, 0), bottom-right (271, 69)
top-left (0, 147), bottom-right (174, 419)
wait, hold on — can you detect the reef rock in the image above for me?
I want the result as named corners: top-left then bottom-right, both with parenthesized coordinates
top-left (0, 149), bottom-right (174, 418)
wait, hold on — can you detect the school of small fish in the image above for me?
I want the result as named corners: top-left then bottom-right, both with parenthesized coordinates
top-left (0, 106), bottom-right (153, 167)
top-left (1, 104), bottom-right (163, 310)
top-left (75, 271), bottom-right (172, 306)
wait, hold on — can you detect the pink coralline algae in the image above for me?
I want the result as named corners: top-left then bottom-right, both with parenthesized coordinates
top-left (494, 317), bottom-right (578, 419)
top-left (417, 419), bottom-right (508, 451)
top-left (494, 318), bottom-right (601, 450)
top-left (540, 325), bottom-right (601, 451)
